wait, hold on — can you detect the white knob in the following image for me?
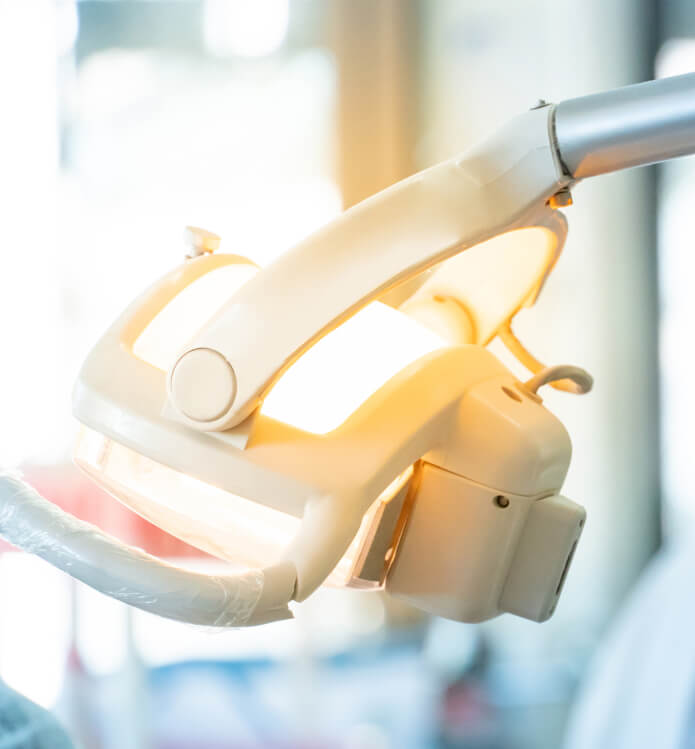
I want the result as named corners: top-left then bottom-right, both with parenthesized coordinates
top-left (184, 226), bottom-right (221, 257)
top-left (170, 348), bottom-right (236, 422)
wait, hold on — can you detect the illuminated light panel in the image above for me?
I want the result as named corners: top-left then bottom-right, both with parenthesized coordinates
top-left (262, 302), bottom-right (446, 433)
top-left (133, 263), bottom-right (447, 434)
top-left (75, 426), bottom-right (413, 580)
top-left (75, 426), bottom-right (300, 568)
top-left (133, 228), bottom-right (554, 433)
top-left (91, 231), bottom-right (554, 574)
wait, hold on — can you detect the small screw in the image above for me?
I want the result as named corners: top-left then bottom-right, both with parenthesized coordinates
top-left (530, 99), bottom-right (549, 110)
top-left (494, 495), bottom-right (510, 509)
top-left (548, 188), bottom-right (573, 209)
top-left (184, 226), bottom-right (221, 258)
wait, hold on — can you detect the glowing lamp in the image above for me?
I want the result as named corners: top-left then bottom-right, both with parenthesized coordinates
top-left (2, 73), bottom-right (695, 627)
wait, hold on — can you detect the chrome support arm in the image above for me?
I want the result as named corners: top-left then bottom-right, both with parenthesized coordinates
top-left (554, 72), bottom-right (695, 179)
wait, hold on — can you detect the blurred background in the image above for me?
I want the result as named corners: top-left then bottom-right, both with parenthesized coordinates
top-left (1, 0), bottom-right (694, 747)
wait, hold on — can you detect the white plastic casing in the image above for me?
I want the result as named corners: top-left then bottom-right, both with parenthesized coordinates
top-left (168, 106), bottom-right (570, 430)
top-left (500, 494), bottom-right (585, 621)
top-left (385, 375), bottom-right (581, 623)
top-left (386, 470), bottom-right (584, 623)
top-left (17, 102), bottom-right (582, 628)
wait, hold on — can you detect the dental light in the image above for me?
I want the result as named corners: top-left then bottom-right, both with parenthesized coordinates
top-left (2, 73), bottom-right (695, 628)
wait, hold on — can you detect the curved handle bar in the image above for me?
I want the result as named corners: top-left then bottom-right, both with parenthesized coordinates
top-left (0, 473), bottom-right (296, 627)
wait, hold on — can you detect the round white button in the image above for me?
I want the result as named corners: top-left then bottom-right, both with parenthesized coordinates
top-left (171, 348), bottom-right (236, 422)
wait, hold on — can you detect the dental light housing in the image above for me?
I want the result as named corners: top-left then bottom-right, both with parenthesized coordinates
top-left (3, 73), bottom-right (695, 628)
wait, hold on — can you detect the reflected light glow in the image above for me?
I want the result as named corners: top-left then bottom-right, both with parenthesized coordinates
top-left (0, 555), bottom-right (71, 708)
top-left (57, 0), bottom-right (79, 57)
top-left (419, 226), bottom-right (557, 344)
top-left (75, 425), bottom-right (301, 568)
top-left (203, 0), bottom-right (290, 58)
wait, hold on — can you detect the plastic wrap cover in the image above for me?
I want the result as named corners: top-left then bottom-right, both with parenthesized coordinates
top-left (0, 472), bottom-right (284, 627)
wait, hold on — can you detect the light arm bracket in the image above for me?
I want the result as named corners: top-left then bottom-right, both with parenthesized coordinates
top-left (168, 106), bottom-right (569, 430)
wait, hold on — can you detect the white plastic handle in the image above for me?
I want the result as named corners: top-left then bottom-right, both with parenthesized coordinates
top-left (168, 107), bottom-right (569, 430)
top-left (499, 322), bottom-right (593, 395)
top-left (524, 365), bottom-right (594, 395)
top-left (0, 473), bottom-right (296, 627)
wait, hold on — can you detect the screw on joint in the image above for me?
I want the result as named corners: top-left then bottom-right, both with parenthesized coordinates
top-left (184, 226), bottom-right (221, 259)
top-left (548, 188), bottom-right (573, 209)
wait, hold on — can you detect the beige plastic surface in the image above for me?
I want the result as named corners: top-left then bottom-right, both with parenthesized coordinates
top-left (171, 348), bottom-right (237, 422)
top-left (386, 473), bottom-right (584, 623)
top-left (386, 465), bottom-right (538, 622)
top-left (500, 494), bottom-right (585, 622)
top-left (399, 221), bottom-right (565, 345)
top-left (68, 104), bottom-right (581, 624)
top-left (76, 275), bottom-right (573, 607)
top-left (385, 369), bottom-right (574, 623)
top-left (169, 106), bottom-right (570, 430)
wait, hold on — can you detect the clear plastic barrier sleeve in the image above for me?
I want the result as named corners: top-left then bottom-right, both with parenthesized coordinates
top-left (0, 472), bottom-right (295, 627)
